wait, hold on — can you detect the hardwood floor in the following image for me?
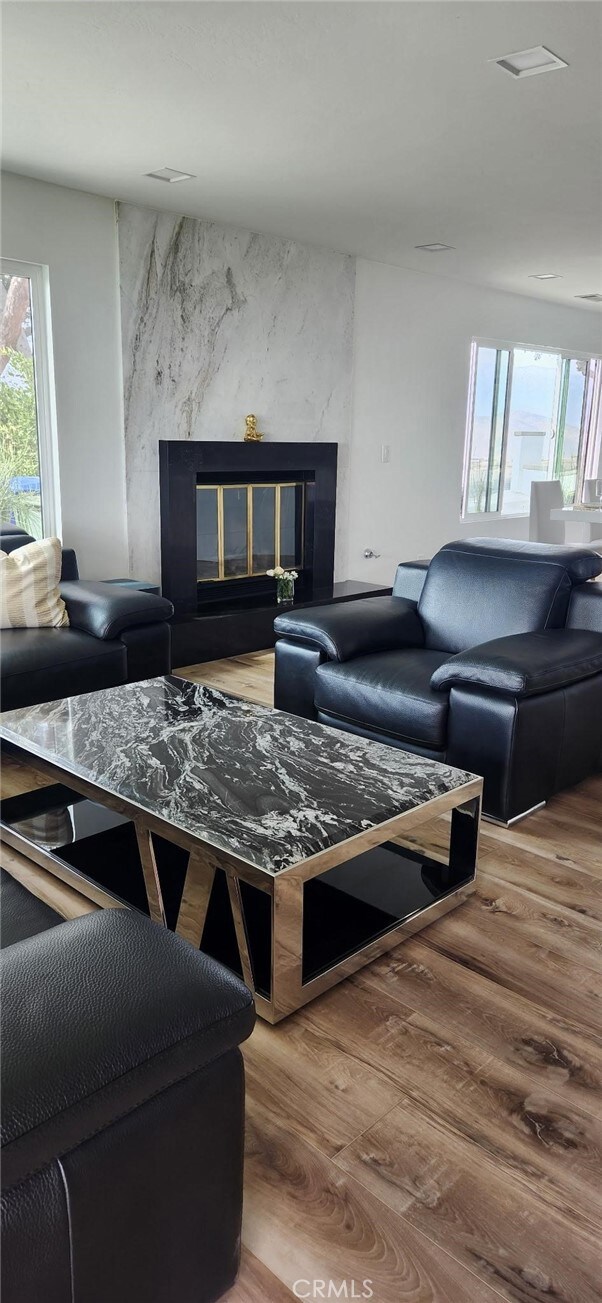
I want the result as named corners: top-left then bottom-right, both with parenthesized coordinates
top-left (1, 649), bottom-right (601, 1302)
top-left (177, 649), bottom-right (276, 708)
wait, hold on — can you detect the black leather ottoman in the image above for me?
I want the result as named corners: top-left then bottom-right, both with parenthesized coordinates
top-left (0, 871), bottom-right (255, 1303)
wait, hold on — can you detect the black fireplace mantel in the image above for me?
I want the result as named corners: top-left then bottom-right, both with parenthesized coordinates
top-left (159, 440), bottom-right (338, 618)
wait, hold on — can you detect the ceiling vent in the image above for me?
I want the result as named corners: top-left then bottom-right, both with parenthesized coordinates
top-left (529, 274), bottom-right (562, 281)
top-left (575, 293), bottom-right (602, 302)
top-left (491, 46), bottom-right (568, 78)
top-left (146, 168), bottom-right (196, 183)
top-left (414, 243), bottom-right (454, 253)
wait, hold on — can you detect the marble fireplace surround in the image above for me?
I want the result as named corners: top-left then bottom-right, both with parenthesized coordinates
top-left (118, 203), bottom-right (355, 586)
top-left (160, 439), bottom-right (338, 617)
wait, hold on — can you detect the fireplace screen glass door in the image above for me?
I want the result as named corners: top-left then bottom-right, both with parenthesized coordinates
top-left (196, 482), bottom-right (304, 583)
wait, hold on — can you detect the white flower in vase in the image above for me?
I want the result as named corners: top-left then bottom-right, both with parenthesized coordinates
top-left (267, 567), bottom-right (298, 602)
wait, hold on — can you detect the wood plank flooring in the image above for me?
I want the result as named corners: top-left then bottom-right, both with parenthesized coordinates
top-left (1, 649), bottom-right (601, 1302)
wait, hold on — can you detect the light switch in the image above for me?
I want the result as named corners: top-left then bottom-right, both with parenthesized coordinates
top-left (381, 444), bottom-right (390, 463)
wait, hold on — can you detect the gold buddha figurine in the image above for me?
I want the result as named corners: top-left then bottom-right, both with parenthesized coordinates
top-left (243, 413), bottom-right (264, 442)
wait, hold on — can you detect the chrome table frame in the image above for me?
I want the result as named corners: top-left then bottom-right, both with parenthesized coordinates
top-left (1, 745), bottom-right (481, 1023)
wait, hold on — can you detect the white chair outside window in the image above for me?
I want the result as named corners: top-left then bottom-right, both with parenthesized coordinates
top-left (529, 481), bottom-right (566, 543)
top-left (581, 480), bottom-right (602, 549)
top-left (530, 479), bottom-right (602, 551)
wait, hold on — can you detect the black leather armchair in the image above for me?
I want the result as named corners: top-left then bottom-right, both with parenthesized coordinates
top-left (0, 869), bottom-right (255, 1303)
top-left (274, 539), bottom-right (602, 824)
top-left (1, 531), bottom-right (174, 710)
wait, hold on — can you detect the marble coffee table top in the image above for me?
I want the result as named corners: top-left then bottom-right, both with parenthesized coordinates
top-left (0, 676), bottom-right (476, 875)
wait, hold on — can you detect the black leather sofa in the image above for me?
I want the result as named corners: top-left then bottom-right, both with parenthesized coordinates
top-left (1, 528), bottom-right (174, 710)
top-left (274, 539), bottom-right (602, 824)
top-left (0, 868), bottom-right (255, 1303)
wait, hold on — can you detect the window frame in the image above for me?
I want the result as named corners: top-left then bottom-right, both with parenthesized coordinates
top-left (0, 257), bottom-right (62, 537)
top-left (461, 336), bottom-right (602, 521)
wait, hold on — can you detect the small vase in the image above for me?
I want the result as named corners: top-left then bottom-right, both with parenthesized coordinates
top-left (276, 576), bottom-right (295, 603)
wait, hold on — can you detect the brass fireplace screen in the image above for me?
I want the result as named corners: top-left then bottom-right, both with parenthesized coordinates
top-left (196, 482), bottom-right (305, 582)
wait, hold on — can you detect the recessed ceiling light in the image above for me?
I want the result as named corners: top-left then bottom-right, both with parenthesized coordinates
top-left (491, 46), bottom-right (568, 78)
top-left (530, 274), bottom-right (562, 281)
top-left (415, 243), bottom-right (455, 253)
top-left (146, 168), bottom-right (196, 184)
top-left (575, 293), bottom-right (602, 303)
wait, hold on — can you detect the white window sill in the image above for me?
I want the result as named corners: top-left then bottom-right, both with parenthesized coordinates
top-left (461, 512), bottom-right (528, 523)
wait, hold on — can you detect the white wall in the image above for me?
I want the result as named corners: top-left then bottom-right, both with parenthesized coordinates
top-left (349, 260), bottom-right (602, 586)
top-left (1, 173), bottom-right (128, 577)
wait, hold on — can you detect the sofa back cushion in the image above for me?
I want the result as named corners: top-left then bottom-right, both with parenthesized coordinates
top-left (391, 559), bottom-right (430, 602)
top-left (0, 537), bottom-right (69, 629)
top-left (0, 531), bottom-right (36, 553)
top-left (418, 538), bottom-right (602, 653)
top-left (568, 580), bottom-right (602, 634)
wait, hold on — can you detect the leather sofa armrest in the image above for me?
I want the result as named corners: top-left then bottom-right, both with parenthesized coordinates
top-left (431, 628), bottom-right (602, 697)
top-left (274, 596), bottom-right (424, 662)
top-left (60, 580), bottom-right (173, 640)
top-left (1, 910), bottom-right (254, 1192)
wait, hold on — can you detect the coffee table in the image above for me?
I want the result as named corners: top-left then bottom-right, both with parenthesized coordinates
top-left (0, 676), bottom-right (481, 1022)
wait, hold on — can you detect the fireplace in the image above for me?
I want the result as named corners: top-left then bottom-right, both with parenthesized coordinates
top-left (196, 479), bottom-right (305, 591)
top-left (159, 441), bottom-right (337, 620)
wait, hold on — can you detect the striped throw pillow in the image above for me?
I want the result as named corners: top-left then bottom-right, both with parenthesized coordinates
top-left (0, 537), bottom-right (69, 628)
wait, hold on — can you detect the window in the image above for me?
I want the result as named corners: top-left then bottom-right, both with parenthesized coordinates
top-left (462, 340), bottom-right (602, 517)
top-left (0, 260), bottom-right (60, 538)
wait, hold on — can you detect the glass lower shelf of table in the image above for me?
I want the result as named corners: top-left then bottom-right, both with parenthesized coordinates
top-left (1, 783), bottom-right (475, 1002)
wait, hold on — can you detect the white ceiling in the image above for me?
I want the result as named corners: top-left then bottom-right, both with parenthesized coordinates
top-left (2, 1), bottom-right (601, 309)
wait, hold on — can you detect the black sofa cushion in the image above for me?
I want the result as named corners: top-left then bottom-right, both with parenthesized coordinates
top-left (1, 628), bottom-right (126, 711)
top-left (60, 581), bottom-right (173, 640)
top-left (431, 628), bottom-right (602, 697)
top-left (315, 648), bottom-right (451, 749)
top-left (418, 538), bottom-right (602, 654)
top-left (0, 870), bottom-right (63, 950)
